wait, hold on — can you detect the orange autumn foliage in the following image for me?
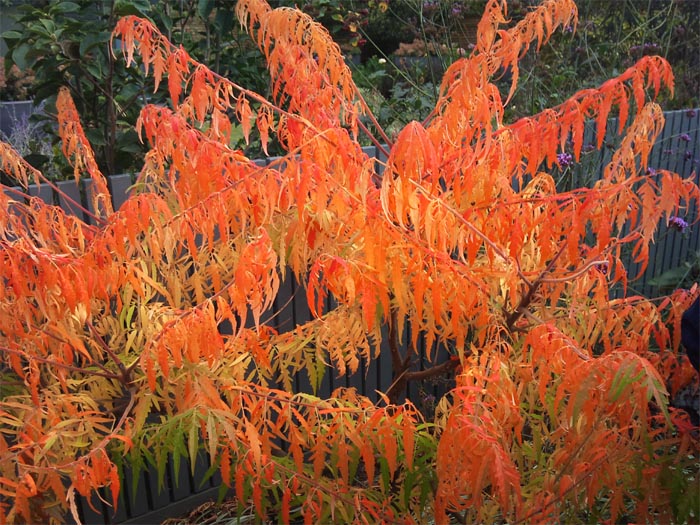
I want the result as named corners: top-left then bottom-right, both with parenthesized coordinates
top-left (1, 0), bottom-right (699, 523)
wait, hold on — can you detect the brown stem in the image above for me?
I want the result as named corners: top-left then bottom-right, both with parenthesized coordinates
top-left (357, 118), bottom-right (391, 163)
top-left (505, 244), bottom-right (567, 331)
top-left (385, 309), bottom-right (414, 404)
top-left (402, 358), bottom-right (461, 383)
top-left (3, 155), bottom-right (104, 227)
top-left (353, 85), bottom-right (393, 154)
top-left (87, 321), bottom-right (130, 383)
top-left (387, 309), bottom-right (403, 373)
top-left (385, 356), bottom-right (461, 404)
top-left (0, 346), bottom-right (120, 381)
top-left (384, 307), bottom-right (463, 403)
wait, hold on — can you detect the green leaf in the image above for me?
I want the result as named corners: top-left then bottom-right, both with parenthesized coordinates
top-left (84, 61), bottom-right (103, 79)
top-left (648, 261), bottom-right (695, 287)
top-left (157, 12), bottom-right (173, 33)
top-left (213, 9), bottom-right (235, 34)
top-left (188, 414), bottom-right (199, 476)
top-left (79, 32), bottom-right (111, 56)
top-left (114, 0), bottom-right (154, 20)
top-left (11, 43), bottom-right (33, 70)
top-left (85, 128), bottom-right (106, 147)
top-left (1, 30), bottom-right (23, 41)
top-left (609, 365), bottom-right (645, 403)
top-left (116, 139), bottom-right (144, 154)
top-left (50, 2), bottom-right (81, 14)
top-left (198, 0), bottom-right (215, 20)
top-left (199, 459), bottom-right (220, 491)
top-left (38, 19), bottom-right (57, 35)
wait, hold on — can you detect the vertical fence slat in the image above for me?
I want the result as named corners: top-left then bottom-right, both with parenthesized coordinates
top-left (190, 451), bottom-right (214, 493)
top-left (77, 491), bottom-right (113, 525)
top-left (120, 464), bottom-right (151, 521)
top-left (108, 174), bottom-right (134, 211)
top-left (146, 463), bottom-right (171, 512)
top-left (292, 277), bottom-right (315, 395)
top-left (55, 180), bottom-right (86, 221)
top-left (27, 183), bottom-right (53, 204)
top-left (169, 456), bottom-right (195, 501)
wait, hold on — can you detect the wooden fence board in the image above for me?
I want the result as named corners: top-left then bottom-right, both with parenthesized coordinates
top-left (108, 174), bottom-right (134, 211)
top-left (119, 465), bottom-right (151, 521)
top-left (27, 183), bottom-right (53, 204)
top-left (55, 179), bottom-right (87, 221)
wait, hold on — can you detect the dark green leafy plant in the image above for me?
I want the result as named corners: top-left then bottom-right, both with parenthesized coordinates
top-left (2, 1), bottom-right (158, 176)
top-left (1, 0), bottom-right (272, 177)
top-left (506, 0), bottom-right (700, 118)
top-left (347, 0), bottom-right (699, 134)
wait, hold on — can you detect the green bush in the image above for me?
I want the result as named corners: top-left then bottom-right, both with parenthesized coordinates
top-left (1, 0), bottom-right (270, 178)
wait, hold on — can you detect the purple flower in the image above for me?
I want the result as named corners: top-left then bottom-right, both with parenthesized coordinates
top-left (557, 152), bottom-right (573, 168)
top-left (646, 167), bottom-right (657, 176)
top-left (685, 150), bottom-right (693, 161)
top-left (421, 392), bottom-right (435, 405)
top-left (680, 133), bottom-right (691, 142)
top-left (686, 109), bottom-right (697, 118)
top-left (668, 216), bottom-right (689, 233)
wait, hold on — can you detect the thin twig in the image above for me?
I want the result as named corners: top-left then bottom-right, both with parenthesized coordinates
top-left (0, 346), bottom-right (120, 380)
top-left (87, 321), bottom-right (130, 381)
top-left (505, 244), bottom-right (567, 331)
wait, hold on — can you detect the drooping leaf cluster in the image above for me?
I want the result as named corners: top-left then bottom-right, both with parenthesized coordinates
top-left (0, 0), bottom-right (698, 523)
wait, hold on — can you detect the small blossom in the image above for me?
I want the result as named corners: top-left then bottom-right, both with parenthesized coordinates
top-left (686, 109), bottom-right (697, 118)
top-left (685, 150), bottom-right (693, 161)
top-left (646, 167), bottom-right (657, 176)
top-left (668, 216), bottom-right (689, 233)
top-left (557, 152), bottom-right (573, 168)
top-left (595, 262), bottom-right (609, 275)
top-left (420, 392), bottom-right (436, 405)
top-left (680, 133), bottom-right (691, 142)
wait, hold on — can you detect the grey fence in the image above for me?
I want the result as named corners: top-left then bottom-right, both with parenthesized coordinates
top-left (2, 108), bottom-right (699, 524)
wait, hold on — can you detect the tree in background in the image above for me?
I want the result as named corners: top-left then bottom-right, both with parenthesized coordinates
top-left (0, 0), bottom-right (699, 524)
top-left (507, 0), bottom-right (700, 116)
top-left (346, 0), bottom-right (700, 133)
